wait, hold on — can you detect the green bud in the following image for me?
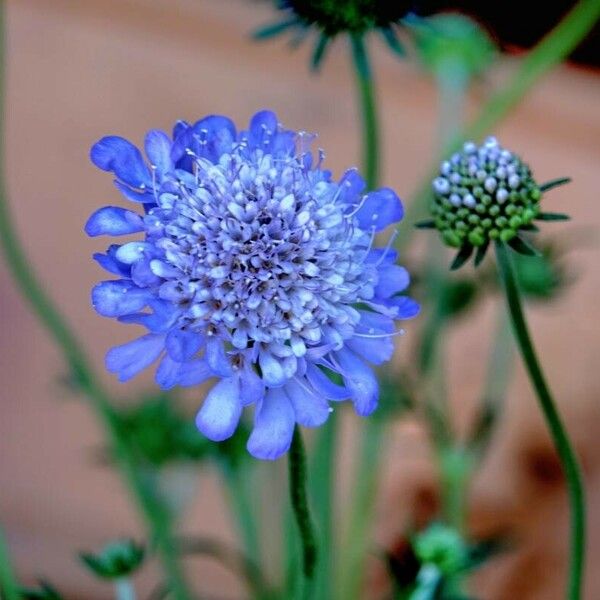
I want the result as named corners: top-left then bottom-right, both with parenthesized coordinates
top-left (80, 540), bottom-right (144, 580)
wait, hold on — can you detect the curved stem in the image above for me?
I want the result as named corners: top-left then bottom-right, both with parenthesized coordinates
top-left (495, 241), bottom-right (585, 599)
top-left (0, 8), bottom-right (190, 599)
top-left (289, 427), bottom-right (318, 595)
top-left (350, 33), bottom-right (379, 190)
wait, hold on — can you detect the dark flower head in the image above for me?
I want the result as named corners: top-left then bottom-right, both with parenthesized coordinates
top-left (87, 110), bottom-right (418, 460)
top-left (279, 0), bottom-right (411, 36)
top-left (419, 137), bottom-right (571, 270)
top-left (255, 1), bottom-right (411, 69)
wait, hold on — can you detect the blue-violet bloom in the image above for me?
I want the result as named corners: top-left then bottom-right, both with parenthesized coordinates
top-left (87, 110), bottom-right (419, 459)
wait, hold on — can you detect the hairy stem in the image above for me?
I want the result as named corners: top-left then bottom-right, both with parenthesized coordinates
top-left (495, 241), bottom-right (585, 599)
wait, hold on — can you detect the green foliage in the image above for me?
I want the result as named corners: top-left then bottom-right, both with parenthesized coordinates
top-left (79, 539), bottom-right (144, 581)
top-left (17, 581), bottom-right (64, 600)
top-left (409, 13), bottom-right (495, 78)
top-left (111, 397), bottom-right (211, 467)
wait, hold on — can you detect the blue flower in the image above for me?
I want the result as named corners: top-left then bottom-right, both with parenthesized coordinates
top-left (87, 110), bottom-right (419, 460)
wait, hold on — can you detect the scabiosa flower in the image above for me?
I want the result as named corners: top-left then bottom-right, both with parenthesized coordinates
top-left (86, 110), bottom-right (418, 460)
top-left (418, 136), bottom-right (571, 269)
top-left (255, 1), bottom-right (410, 69)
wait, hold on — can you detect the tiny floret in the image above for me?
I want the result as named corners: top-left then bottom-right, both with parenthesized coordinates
top-left (87, 111), bottom-right (418, 459)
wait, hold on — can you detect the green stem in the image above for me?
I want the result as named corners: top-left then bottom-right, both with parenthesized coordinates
top-left (0, 528), bottom-right (19, 600)
top-left (400, 0), bottom-right (600, 250)
top-left (288, 427), bottom-right (318, 596)
top-left (339, 418), bottom-right (386, 600)
top-left (0, 8), bottom-right (190, 599)
top-left (350, 33), bottom-right (379, 190)
top-left (310, 412), bottom-right (338, 600)
top-left (495, 241), bottom-right (585, 600)
top-left (114, 578), bottom-right (136, 600)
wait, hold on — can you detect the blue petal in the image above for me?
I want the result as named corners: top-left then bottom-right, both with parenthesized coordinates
top-left (388, 296), bottom-right (420, 319)
top-left (105, 334), bottom-right (165, 382)
top-left (334, 348), bottom-right (379, 416)
top-left (172, 119), bottom-right (190, 140)
top-left (347, 336), bottom-right (394, 365)
top-left (355, 187), bottom-right (403, 232)
top-left (177, 359), bottom-right (214, 387)
top-left (195, 377), bottom-right (242, 442)
top-left (248, 110), bottom-right (278, 148)
top-left (192, 115), bottom-right (236, 162)
top-left (165, 328), bottom-right (204, 362)
top-left (247, 387), bottom-right (295, 460)
top-left (131, 258), bottom-right (162, 287)
top-left (206, 337), bottom-right (234, 377)
top-left (239, 363), bottom-right (265, 406)
top-left (338, 169), bottom-right (366, 205)
top-left (144, 129), bottom-right (173, 176)
top-left (305, 363), bottom-right (349, 400)
top-left (258, 351), bottom-right (286, 387)
top-left (375, 265), bottom-right (410, 298)
top-left (93, 245), bottom-right (131, 277)
top-left (90, 136), bottom-right (151, 188)
top-left (92, 280), bottom-right (150, 317)
top-left (365, 248), bottom-right (398, 265)
top-left (118, 300), bottom-right (178, 333)
top-left (85, 206), bottom-right (144, 237)
top-left (114, 180), bottom-right (155, 204)
top-left (285, 379), bottom-right (330, 427)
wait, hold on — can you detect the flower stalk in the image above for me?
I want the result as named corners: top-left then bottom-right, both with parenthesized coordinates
top-left (289, 427), bottom-right (318, 596)
top-left (495, 240), bottom-right (585, 600)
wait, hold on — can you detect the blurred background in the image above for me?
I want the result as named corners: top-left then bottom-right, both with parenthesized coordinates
top-left (1, 0), bottom-right (599, 598)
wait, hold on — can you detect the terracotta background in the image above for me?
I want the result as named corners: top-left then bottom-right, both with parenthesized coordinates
top-left (1, 1), bottom-right (599, 598)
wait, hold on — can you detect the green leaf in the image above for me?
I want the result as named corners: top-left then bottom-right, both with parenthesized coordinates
top-left (508, 236), bottom-right (540, 257)
top-left (414, 219), bottom-right (436, 229)
top-left (311, 33), bottom-right (330, 71)
top-left (474, 241), bottom-right (490, 267)
top-left (450, 244), bottom-right (473, 270)
top-left (18, 581), bottom-right (64, 600)
top-left (536, 212), bottom-right (570, 221)
top-left (252, 18), bottom-right (299, 41)
top-left (539, 177), bottom-right (571, 192)
top-left (380, 26), bottom-right (405, 57)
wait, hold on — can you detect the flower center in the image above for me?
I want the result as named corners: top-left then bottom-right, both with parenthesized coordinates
top-left (147, 146), bottom-right (376, 350)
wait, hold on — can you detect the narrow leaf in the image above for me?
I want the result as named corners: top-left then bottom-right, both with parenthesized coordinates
top-left (311, 33), bottom-right (330, 71)
top-left (474, 241), bottom-right (490, 267)
top-left (508, 236), bottom-right (540, 257)
top-left (252, 18), bottom-right (299, 41)
top-left (539, 177), bottom-right (571, 192)
top-left (450, 244), bottom-right (473, 271)
top-left (520, 223), bottom-right (540, 232)
top-left (414, 219), bottom-right (436, 229)
top-left (380, 26), bottom-right (405, 57)
top-left (536, 212), bottom-right (570, 221)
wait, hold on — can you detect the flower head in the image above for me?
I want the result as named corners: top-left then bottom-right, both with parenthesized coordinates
top-left (255, 1), bottom-right (410, 69)
top-left (87, 110), bottom-right (418, 459)
top-left (420, 136), bottom-right (571, 269)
